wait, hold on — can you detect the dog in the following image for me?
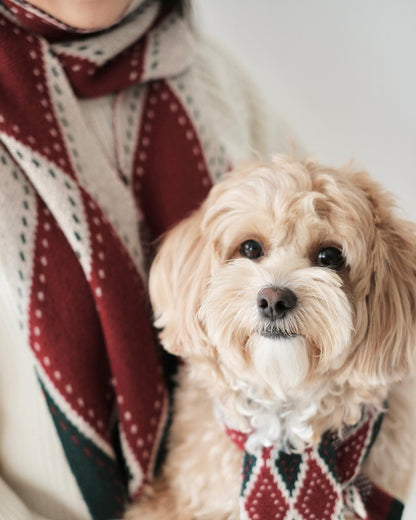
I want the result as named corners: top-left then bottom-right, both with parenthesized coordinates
top-left (126, 156), bottom-right (416, 520)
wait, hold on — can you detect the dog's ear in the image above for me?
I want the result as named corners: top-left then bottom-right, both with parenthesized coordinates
top-left (148, 205), bottom-right (218, 358)
top-left (351, 172), bottom-right (416, 383)
top-left (148, 170), bottom-right (245, 357)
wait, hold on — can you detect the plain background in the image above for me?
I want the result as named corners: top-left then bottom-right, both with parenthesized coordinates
top-left (193, 0), bottom-right (416, 516)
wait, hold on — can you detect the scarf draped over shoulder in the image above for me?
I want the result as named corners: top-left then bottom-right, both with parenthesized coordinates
top-left (0, 1), bottom-right (228, 516)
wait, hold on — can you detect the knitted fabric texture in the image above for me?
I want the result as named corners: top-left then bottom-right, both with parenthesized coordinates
top-left (0, 1), bottom-right (229, 517)
top-left (227, 406), bottom-right (403, 520)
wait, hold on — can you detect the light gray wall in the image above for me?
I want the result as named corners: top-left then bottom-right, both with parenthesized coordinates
top-left (193, 0), bottom-right (416, 514)
top-left (194, 0), bottom-right (416, 221)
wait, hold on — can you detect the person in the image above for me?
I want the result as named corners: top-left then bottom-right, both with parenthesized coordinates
top-left (0, 0), bottom-right (300, 518)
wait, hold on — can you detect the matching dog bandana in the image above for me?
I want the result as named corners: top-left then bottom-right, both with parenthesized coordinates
top-left (227, 406), bottom-right (404, 520)
top-left (0, 1), bottom-right (227, 517)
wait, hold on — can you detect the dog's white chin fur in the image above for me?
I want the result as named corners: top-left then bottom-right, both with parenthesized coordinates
top-left (251, 335), bottom-right (310, 397)
top-left (229, 335), bottom-right (317, 452)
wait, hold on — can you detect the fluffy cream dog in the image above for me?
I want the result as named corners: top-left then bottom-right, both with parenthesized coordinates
top-left (127, 156), bottom-right (416, 520)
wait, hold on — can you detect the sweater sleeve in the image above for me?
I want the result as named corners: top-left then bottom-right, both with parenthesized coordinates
top-left (0, 479), bottom-right (51, 520)
top-left (0, 248), bottom-right (90, 520)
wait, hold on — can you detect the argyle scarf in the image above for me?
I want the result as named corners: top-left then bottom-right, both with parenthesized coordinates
top-left (0, 1), bottom-right (228, 517)
top-left (227, 406), bottom-right (404, 520)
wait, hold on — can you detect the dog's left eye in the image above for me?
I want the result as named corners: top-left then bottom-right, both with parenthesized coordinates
top-left (240, 240), bottom-right (264, 260)
top-left (316, 247), bottom-right (344, 269)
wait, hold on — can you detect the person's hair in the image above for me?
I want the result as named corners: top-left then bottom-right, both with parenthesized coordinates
top-left (161, 0), bottom-right (190, 17)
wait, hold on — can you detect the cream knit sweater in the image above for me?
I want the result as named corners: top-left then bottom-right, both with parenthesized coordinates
top-left (0, 36), bottom-right (301, 520)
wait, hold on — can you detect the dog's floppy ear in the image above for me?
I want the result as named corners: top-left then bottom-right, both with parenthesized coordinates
top-left (351, 172), bottom-right (416, 383)
top-left (148, 170), bottom-right (244, 357)
top-left (148, 205), bottom-right (218, 358)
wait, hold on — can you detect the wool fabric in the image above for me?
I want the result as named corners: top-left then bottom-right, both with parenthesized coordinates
top-left (0, 1), bottom-right (221, 517)
top-left (227, 406), bottom-right (403, 520)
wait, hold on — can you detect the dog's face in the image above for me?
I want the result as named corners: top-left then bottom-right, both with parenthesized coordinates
top-left (150, 157), bottom-right (416, 402)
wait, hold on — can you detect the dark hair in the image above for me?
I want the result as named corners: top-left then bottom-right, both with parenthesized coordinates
top-left (161, 0), bottom-right (190, 17)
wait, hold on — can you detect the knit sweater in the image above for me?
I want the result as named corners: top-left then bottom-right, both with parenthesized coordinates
top-left (0, 28), bottom-right (299, 520)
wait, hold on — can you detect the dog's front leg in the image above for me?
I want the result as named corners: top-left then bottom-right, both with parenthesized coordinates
top-left (124, 477), bottom-right (199, 520)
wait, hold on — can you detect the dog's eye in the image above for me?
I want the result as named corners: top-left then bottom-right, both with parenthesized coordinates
top-left (316, 247), bottom-right (344, 269)
top-left (240, 240), bottom-right (264, 260)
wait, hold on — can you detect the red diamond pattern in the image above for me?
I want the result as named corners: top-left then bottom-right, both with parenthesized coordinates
top-left (234, 406), bottom-right (398, 520)
top-left (243, 449), bottom-right (289, 520)
top-left (294, 450), bottom-right (342, 520)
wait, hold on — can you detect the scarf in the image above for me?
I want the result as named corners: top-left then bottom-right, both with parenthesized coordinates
top-left (0, 1), bottom-right (228, 517)
top-left (227, 406), bottom-right (404, 520)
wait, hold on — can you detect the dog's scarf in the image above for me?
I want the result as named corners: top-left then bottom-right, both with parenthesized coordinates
top-left (227, 406), bottom-right (404, 520)
top-left (0, 1), bottom-right (228, 517)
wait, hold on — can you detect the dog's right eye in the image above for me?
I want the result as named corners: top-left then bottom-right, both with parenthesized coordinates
top-left (239, 240), bottom-right (264, 260)
top-left (316, 246), bottom-right (344, 269)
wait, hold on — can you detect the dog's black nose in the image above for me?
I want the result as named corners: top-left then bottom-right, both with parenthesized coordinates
top-left (257, 287), bottom-right (297, 320)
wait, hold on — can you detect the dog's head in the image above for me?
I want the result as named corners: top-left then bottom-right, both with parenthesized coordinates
top-left (149, 156), bottom-right (416, 403)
